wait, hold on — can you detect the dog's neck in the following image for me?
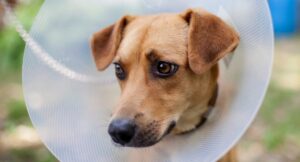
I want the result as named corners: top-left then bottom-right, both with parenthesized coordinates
top-left (172, 84), bottom-right (218, 134)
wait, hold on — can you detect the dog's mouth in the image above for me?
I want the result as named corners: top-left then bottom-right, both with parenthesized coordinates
top-left (109, 120), bottom-right (177, 148)
top-left (161, 121), bottom-right (177, 138)
top-left (128, 121), bottom-right (176, 148)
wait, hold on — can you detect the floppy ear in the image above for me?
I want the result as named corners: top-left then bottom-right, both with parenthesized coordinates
top-left (181, 9), bottom-right (239, 75)
top-left (90, 16), bottom-right (134, 71)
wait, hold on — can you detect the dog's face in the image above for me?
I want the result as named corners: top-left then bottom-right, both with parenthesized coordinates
top-left (91, 9), bottom-right (239, 147)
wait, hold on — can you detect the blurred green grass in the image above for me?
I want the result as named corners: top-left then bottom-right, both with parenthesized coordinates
top-left (0, 0), bottom-right (44, 76)
top-left (0, 0), bottom-right (43, 136)
top-left (261, 83), bottom-right (300, 150)
top-left (4, 100), bottom-right (30, 132)
top-left (9, 148), bottom-right (55, 162)
top-left (0, 1), bottom-right (57, 162)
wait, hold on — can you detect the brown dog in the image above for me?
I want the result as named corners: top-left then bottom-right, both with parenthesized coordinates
top-left (91, 8), bottom-right (239, 162)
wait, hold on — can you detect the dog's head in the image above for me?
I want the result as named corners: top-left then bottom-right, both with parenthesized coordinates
top-left (91, 9), bottom-right (239, 147)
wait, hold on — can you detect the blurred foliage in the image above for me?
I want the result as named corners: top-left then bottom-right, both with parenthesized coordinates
top-left (0, 0), bottom-right (44, 77)
top-left (7, 148), bottom-right (56, 162)
top-left (4, 99), bottom-right (31, 132)
top-left (259, 38), bottom-right (300, 152)
top-left (0, 1), bottom-right (57, 162)
top-left (261, 83), bottom-right (300, 150)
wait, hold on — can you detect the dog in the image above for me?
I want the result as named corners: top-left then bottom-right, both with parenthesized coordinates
top-left (91, 8), bottom-right (239, 162)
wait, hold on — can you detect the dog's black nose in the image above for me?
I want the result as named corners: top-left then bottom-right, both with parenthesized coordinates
top-left (108, 119), bottom-right (136, 145)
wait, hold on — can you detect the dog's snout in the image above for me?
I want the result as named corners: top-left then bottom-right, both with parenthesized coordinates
top-left (108, 119), bottom-right (136, 145)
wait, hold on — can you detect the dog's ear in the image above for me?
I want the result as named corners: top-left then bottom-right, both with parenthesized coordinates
top-left (90, 16), bottom-right (134, 71)
top-left (181, 9), bottom-right (239, 75)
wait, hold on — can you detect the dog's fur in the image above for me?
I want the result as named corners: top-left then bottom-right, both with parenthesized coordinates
top-left (91, 8), bottom-right (239, 161)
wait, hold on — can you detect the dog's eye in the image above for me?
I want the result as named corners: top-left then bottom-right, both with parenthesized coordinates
top-left (114, 63), bottom-right (126, 80)
top-left (153, 61), bottom-right (178, 78)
